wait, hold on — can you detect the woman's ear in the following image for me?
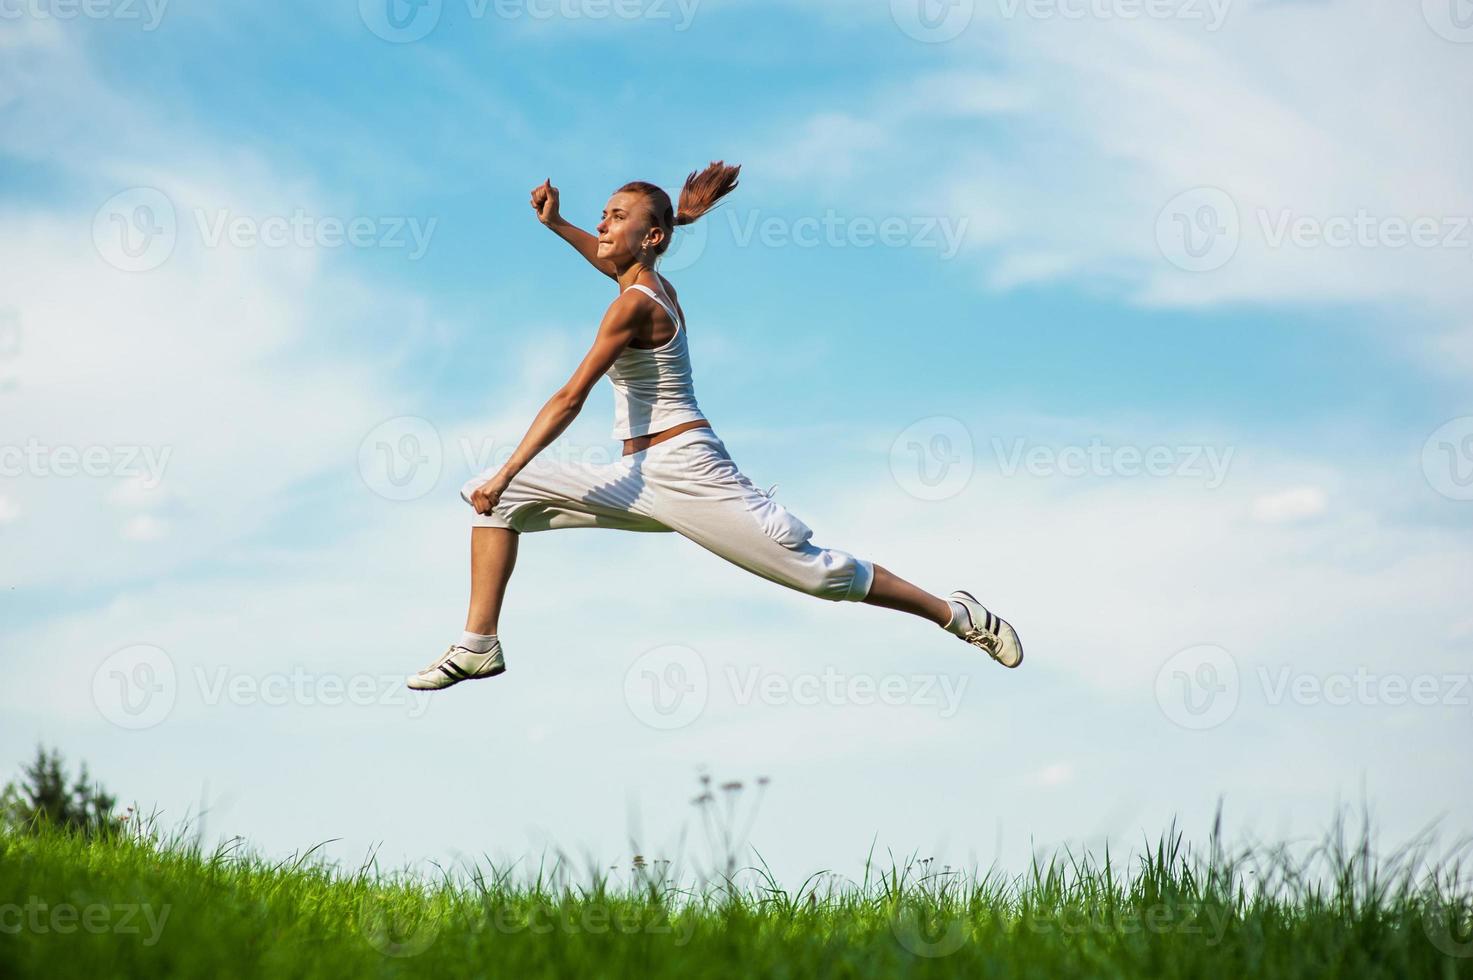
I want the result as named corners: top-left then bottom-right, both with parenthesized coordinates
top-left (642, 225), bottom-right (667, 252)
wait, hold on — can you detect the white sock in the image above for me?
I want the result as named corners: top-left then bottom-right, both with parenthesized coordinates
top-left (943, 601), bottom-right (971, 636)
top-left (458, 630), bottom-right (498, 653)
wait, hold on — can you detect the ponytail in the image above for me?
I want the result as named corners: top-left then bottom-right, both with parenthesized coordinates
top-left (674, 161), bottom-right (740, 226)
top-left (617, 160), bottom-right (741, 257)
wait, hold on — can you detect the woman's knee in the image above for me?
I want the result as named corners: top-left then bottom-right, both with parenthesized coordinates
top-left (776, 548), bottom-right (874, 603)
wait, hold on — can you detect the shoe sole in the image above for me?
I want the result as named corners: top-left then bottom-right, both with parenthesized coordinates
top-left (407, 662), bottom-right (507, 691)
top-left (954, 590), bottom-right (1023, 669)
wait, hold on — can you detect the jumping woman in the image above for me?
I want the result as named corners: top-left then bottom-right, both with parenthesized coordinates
top-left (408, 163), bottom-right (1023, 691)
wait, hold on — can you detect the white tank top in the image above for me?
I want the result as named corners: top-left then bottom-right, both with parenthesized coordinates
top-left (606, 282), bottom-right (706, 440)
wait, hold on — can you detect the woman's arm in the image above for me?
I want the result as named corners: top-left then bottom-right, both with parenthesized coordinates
top-left (468, 294), bottom-right (642, 515)
top-left (531, 179), bottom-right (618, 279)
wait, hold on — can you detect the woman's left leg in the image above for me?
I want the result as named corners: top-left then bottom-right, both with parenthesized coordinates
top-left (640, 428), bottom-right (1024, 667)
top-left (861, 563), bottom-right (953, 626)
top-left (639, 432), bottom-right (937, 617)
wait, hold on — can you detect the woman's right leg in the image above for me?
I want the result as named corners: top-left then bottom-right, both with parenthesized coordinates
top-left (411, 457), bottom-right (670, 691)
top-left (466, 526), bottom-right (519, 635)
top-left (457, 459), bottom-right (668, 639)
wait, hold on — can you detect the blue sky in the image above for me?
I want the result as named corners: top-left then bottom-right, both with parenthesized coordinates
top-left (2, 0), bottom-right (1471, 886)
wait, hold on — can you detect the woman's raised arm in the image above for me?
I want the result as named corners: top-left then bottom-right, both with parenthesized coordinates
top-left (467, 293), bottom-right (640, 515)
top-left (531, 179), bottom-right (618, 279)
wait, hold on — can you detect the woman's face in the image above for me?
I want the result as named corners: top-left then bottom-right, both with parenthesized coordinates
top-left (596, 191), bottom-right (665, 267)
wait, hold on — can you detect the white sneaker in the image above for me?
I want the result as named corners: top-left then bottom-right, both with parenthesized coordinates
top-left (407, 642), bottom-right (507, 691)
top-left (948, 591), bottom-right (1023, 669)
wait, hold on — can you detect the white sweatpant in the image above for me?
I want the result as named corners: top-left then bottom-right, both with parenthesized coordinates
top-left (460, 426), bottom-right (874, 603)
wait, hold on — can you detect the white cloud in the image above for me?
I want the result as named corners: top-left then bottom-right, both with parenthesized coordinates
top-left (760, 0), bottom-right (1473, 327)
top-left (120, 514), bottom-right (169, 542)
top-left (107, 477), bottom-right (177, 512)
top-left (1251, 485), bottom-right (1328, 524)
top-left (0, 25), bottom-right (467, 589)
top-left (1030, 762), bottom-right (1074, 787)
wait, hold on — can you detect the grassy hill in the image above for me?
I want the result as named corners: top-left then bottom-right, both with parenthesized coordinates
top-left (1, 816), bottom-right (1469, 978)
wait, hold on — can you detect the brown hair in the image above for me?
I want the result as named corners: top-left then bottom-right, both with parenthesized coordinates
top-left (618, 161), bottom-right (741, 257)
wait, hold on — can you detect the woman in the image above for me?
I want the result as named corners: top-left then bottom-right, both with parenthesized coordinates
top-left (409, 163), bottom-right (1022, 691)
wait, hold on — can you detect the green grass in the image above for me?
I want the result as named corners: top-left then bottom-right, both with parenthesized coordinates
top-left (1, 812), bottom-right (1470, 979)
